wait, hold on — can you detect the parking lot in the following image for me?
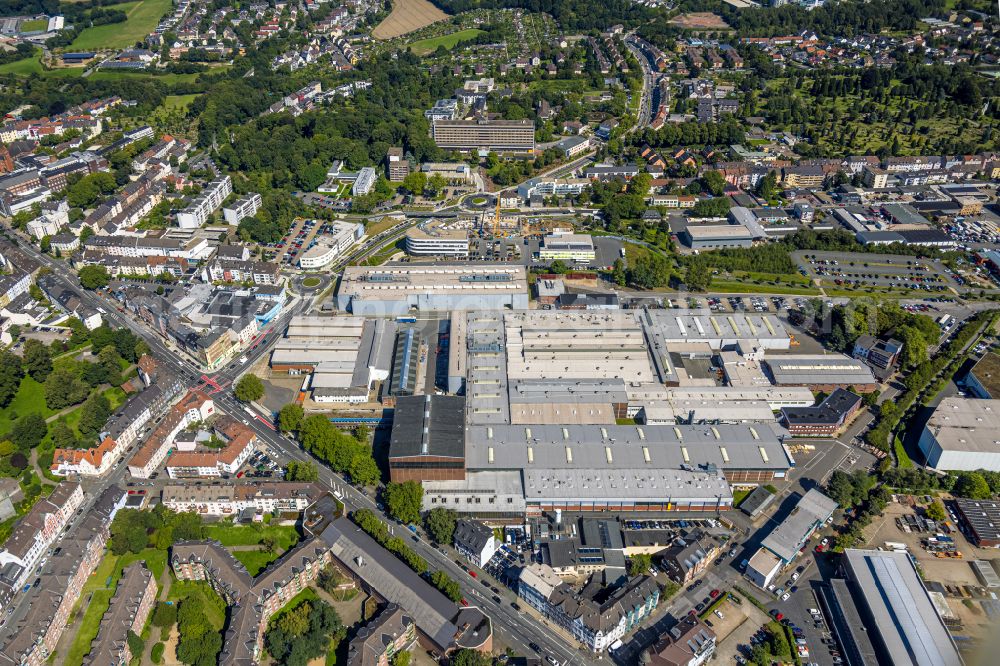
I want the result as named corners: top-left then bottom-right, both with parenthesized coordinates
top-left (794, 250), bottom-right (959, 292)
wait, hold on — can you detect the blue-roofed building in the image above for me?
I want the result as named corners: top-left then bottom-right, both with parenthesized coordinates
top-left (61, 52), bottom-right (95, 64)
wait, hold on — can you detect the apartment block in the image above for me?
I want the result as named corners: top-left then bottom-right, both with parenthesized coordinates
top-left (176, 176), bottom-right (233, 228)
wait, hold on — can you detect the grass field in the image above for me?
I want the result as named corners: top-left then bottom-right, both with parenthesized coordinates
top-left (162, 94), bottom-right (198, 111)
top-left (0, 53), bottom-right (44, 75)
top-left (408, 29), bottom-right (485, 56)
top-left (63, 548), bottom-right (168, 666)
top-left (202, 523), bottom-right (300, 550)
top-left (709, 279), bottom-right (822, 295)
top-left (301, 277), bottom-right (321, 288)
top-left (69, 0), bottom-right (173, 51)
top-left (373, 0), bottom-right (449, 40)
top-left (0, 377), bottom-right (56, 434)
top-left (20, 19), bottom-right (49, 32)
top-left (232, 548), bottom-right (282, 576)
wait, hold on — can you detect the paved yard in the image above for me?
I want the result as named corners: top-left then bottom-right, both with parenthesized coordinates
top-left (713, 596), bottom-right (771, 665)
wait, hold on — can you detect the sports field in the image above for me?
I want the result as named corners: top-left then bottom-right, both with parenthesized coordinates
top-left (409, 28), bottom-right (484, 55)
top-left (69, 0), bottom-right (172, 51)
top-left (372, 0), bottom-right (448, 40)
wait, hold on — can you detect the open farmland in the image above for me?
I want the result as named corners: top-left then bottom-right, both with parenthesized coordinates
top-left (372, 0), bottom-right (449, 40)
top-left (68, 0), bottom-right (172, 51)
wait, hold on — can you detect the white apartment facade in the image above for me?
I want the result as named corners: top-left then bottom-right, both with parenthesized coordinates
top-left (176, 176), bottom-right (233, 228)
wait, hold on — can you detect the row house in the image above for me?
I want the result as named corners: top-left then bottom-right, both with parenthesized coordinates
top-left (517, 563), bottom-right (660, 652)
top-left (84, 563), bottom-right (157, 666)
top-left (0, 482), bottom-right (84, 591)
top-left (0, 486), bottom-right (123, 665)
top-left (160, 481), bottom-right (324, 516)
top-left (202, 258), bottom-right (281, 285)
top-left (51, 368), bottom-right (182, 477)
top-left (128, 390), bottom-right (216, 479)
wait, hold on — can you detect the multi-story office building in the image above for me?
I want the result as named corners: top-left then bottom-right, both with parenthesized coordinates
top-left (404, 221), bottom-right (469, 258)
top-left (538, 232), bottom-right (596, 263)
top-left (386, 147), bottom-right (409, 182)
top-left (431, 118), bottom-right (535, 154)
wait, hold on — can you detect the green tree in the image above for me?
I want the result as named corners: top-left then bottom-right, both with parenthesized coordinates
top-left (427, 173), bottom-right (447, 197)
top-left (925, 500), bottom-right (946, 522)
top-left (684, 263), bottom-right (713, 292)
top-left (234, 374), bottom-right (265, 402)
top-left (348, 453), bottom-right (380, 486)
top-left (285, 460), bottom-right (319, 482)
top-left (429, 570), bottom-right (461, 602)
top-left (611, 258), bottom-right (626, 286)
top-left (278, 403), bottom-right (304, 433)
top-left (277, 602), bottom-right (312, 636)
top-left (629, 172), bottom-right (652, 198)
top-left (954, 471), bottom-right (992, 499)
top-left (0, 351), bottom-right (23, 408)
top-left (127, 631), bottom-right (144, 661)
top-left (450, 649), bottom-right (492, 666)
top-left (152, 602), bottom-right (177, 628)
top-left (701, 170), bottom-right (726, 196)
top-left (424, 507), bottom-right (457, 544)
top-left (44, 366), bottom-right (89, 409)
top-left (78, 391), bottom-right (112, 440)
top-left (78, 265), bottom-right (110, 290)
top-left (391, 650), bottom-right (412, 666)
top-left (628, 553), bottom-right (652, 576)
top-left (10, 414), bottom-right (46, 451)
top-left (548, 260), bottom-right (569, 274)
top-left (401, 171), bottom-right (427, 195)
top-left (176, 595), bottom-right (223, 666)
top-left (384, 481), bottom-right (423, 524)
top-left (22, 339), bottom-right (52, 382)
top-left (49, 421), bottom-right (79, 449)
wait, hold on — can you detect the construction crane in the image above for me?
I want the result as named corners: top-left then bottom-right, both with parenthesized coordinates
top-left (492, 195), bottom-right (502, 238)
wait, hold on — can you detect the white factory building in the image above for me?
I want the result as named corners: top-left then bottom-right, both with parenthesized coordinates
top-left (918, 397), bottom-right (1000, 471)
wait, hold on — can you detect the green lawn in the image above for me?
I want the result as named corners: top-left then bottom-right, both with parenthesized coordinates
top-left (0, 53), bottom-right (44, 76)
top-left (63, 548), bottom-right (167, 666)
top-left (232, 548), bottom-right (282, 576)
top-left (202, 523), bottom-right (300, 550)
top-left (301, 277), bottom-right (321, 288)
top-left (733, 488), bottom-right (752, 507)
top-left (408, 29), bottom-right (485, 56)
top-left (162, 94), bottom-right (198, 111)
top-left (69, 0), bottom-right (173, 51)
top-left (0, 376), bottom-right (56, 434)
top-left (708, 280), bottom-right (822, 295)
top-left (19, 19), bottom-right (49, 32)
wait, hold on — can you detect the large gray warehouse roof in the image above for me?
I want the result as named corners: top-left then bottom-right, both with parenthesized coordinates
top-left (389, 394), bottom-right (466, 460)
top-left (764, 354), bottom-right (877, 386)
top-left (843, 549), bottom-right (963, 666)
top-left (465, 423), bottom-right (793, 472)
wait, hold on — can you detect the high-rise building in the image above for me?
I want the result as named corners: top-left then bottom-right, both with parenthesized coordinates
top-left (386, 147), bottom-right (409, 182)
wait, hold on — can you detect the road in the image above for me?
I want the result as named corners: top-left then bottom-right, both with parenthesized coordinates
top-left (624, 37), bottom-right (654, 129)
